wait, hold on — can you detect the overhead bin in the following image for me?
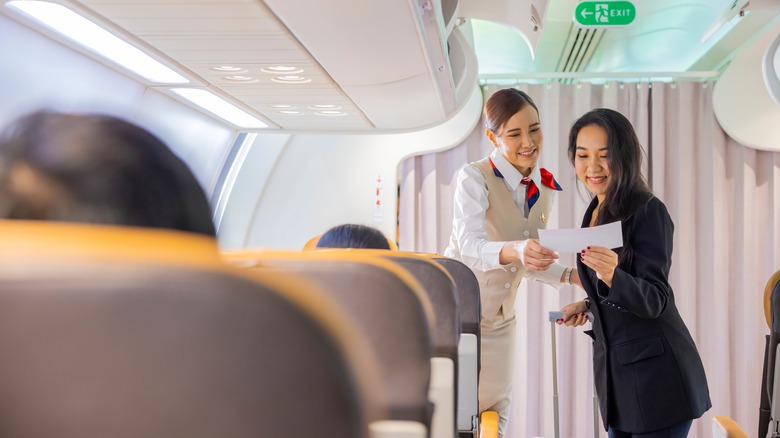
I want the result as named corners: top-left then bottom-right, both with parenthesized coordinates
top-left (713, 10), bottom-right (780, 152)
top-left (264, 0), bottom-right (461, 130)
top-left (458, 0), bottom-right (548, 57)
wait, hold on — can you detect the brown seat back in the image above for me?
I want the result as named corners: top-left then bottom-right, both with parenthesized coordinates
top-left (225, 250), bottom-right (434, 427)
top-left (0, 221), bottom-right (379, 438)
top-left (760, 269), bottom-right (780, 437)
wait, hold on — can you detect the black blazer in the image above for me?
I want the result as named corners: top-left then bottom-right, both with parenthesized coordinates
top-left (578, 194), bottom-right (711, 433)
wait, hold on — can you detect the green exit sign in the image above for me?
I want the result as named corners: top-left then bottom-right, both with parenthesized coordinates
top-left (574, 1), bottom-right (636, 27)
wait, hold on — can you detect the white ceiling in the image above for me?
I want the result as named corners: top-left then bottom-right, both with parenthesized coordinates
top-left (475, 0), bottom-right (780, 82)
top-left (4, 0), bottom-right (780, 132)
top-left (0, 0), bottom-right (461, 132)
top-left (75, 0), bottom-right (377, 131)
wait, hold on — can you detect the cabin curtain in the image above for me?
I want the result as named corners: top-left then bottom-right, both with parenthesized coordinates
top-left (398, 81), bottom-right (780, 438)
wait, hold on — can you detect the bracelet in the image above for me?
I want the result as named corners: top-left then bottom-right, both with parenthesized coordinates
top-left (583, 297), bottom-right (591, 309)
top-left (564, 267), bottom-right (572, 285)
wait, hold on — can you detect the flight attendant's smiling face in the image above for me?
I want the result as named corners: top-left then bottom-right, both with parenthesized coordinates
top-left (487, 105), bottom-right (542, 177)
top-left (574, 124), bottom-right (611, 201)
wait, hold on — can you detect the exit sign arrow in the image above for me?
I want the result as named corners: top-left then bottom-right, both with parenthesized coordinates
top-left (574, 1), bottom-right (636, 27)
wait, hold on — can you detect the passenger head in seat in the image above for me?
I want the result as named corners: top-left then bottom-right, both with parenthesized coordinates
top-left (316, 223), bottom-right (392, 250)
top-left (0, 111), bottom-right (215, 236)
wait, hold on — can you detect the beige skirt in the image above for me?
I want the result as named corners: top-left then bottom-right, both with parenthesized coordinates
top-left (479, 317), bottom-right (516, 434)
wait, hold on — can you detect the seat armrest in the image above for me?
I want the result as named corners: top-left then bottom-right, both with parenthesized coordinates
top-left (429, 357), bottom-right (455, 438)
top-left (712, 416), bottom-right (749, 438)
top-left (479, 411), bottom-right (498, 438)
top-left (370, 420), bottom-right (427, 438)
top-left (457, 334), bottom-right (478, 431)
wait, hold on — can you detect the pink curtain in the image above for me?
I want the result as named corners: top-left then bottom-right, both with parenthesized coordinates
top-left (399, 81), bottom-right (780, 437)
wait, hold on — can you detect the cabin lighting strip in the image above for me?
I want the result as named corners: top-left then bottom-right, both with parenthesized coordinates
top-left (480, 71), bottom-right (720, 80)
top-left (479, 71), bottom-right (720, 85)
top-left (169, 88), bottom-right (269, 129)
top-left (6, 0), bottom-right (189, 84)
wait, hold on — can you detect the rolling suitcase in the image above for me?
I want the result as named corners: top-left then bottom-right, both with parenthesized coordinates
top-left (548, 311), bottom-right (599, 438)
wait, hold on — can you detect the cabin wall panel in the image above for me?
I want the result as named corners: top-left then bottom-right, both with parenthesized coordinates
top-left (132, 90), bottom-right (236, 194)
top-left (0, 15), bottom-right (235, 200)
top-left (228, 86), bottom-right (483, 250)
top-left (217, 133), bottom-right (289, 250)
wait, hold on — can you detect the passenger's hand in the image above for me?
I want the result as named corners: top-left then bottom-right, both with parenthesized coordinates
top-left (580, 246), bottom-right (618, 287)
top-left (519, 239), bottom-right (558, 271)
top-left (556, 301), bottom-right (589, 327)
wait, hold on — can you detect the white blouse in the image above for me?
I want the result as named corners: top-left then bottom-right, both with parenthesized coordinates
top-left (446, 149), bottom-right (566, 288)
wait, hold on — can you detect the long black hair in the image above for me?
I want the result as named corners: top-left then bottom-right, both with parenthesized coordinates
top-left (0, 111), bottom-right (216, 236)
top-left (568, 108), bottom-right (652, 262)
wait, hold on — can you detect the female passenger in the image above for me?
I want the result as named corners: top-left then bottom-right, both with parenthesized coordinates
top-left (0, 110), bottom-right (215, 235)
top-left (558, 108), bottom-right (710, 437)
top-left (444, 88), bottom-right (579, 436)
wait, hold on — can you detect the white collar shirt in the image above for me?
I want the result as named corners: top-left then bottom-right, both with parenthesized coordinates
top-left (446, 148), bottom-right (565, 287)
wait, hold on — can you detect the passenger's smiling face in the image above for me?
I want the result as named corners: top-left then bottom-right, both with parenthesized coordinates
top-left (574, 124), bottom-right (611, 201)
top-left (487, 105), bottom-right (542, 177)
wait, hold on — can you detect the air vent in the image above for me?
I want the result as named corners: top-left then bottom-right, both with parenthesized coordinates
top-left (556, 24), bottom-right (605, 82)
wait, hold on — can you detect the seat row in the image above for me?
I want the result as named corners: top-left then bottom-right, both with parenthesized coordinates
top-left (711, 269), bottom-right (780, 438)
top-left (0, 220), bottom-right (495, 438)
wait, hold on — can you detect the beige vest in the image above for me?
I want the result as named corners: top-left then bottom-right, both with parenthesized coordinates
top-left (467, 158), bottom-right (554, 327)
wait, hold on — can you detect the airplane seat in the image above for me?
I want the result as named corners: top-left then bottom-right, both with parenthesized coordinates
top-left (478, 411), bottom-right (499, 438)
top-left (712, 416), bottom-right (749, 438)
top-left (223, 249), bottom-right (435, 438)
top-left (0, 220), bottom-right (382, 438)
top-left (761, 269), bottom-right (780, 438)
top-left (427, 256), bottom-right (482, 438)
top-left (714, 269), bottom-right (780, 438)
top-left (379, 253), bottom-right (461, 438)
top-left (303, 234), bottom-right (321, 250)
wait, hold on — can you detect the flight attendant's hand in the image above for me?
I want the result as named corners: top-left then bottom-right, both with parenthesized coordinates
top-left (580, 246), bottom-right (618, 287)
top-left (516, 238), bottom-right (558, 271)
top-left (500, 239), bottom-right (558, 270)
top-left (557, 300), bottom-right (589, 327)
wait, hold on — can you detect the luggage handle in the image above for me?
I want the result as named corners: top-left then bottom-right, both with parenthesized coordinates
top-left (548, 310), bottom-right (594, 322)
top-left (548, 310), bottom-right (599, 438)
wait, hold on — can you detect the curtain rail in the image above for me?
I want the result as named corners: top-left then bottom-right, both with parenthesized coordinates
top-left (479, 71), bottom-right (719, 84)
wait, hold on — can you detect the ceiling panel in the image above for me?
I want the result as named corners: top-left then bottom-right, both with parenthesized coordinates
top-left (474, 0), bottom-right (773, 80)
top-left (67, 0), bottom-right (457, 131)
top-left (145, 37), bottom-right (300, 52)
top-left (75, 0), bottom-right (374, 130)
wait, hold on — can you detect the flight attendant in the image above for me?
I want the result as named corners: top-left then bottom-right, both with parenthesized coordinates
top-left (558, 108), bottom-right (710, 437)
top-left (444, 88), bottom-right (578, 436)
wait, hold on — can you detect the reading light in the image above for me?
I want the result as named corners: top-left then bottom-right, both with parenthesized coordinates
top-left (261, 66), bottom-right (303, 74)
top-left (6, 1), bottom-right (189, 84)
top-left (271, 75), bottom-right (311, 84)
top-left (308, 104), bottom-right (341, 110)
top-left (221, 75), bottom-right (258, 84)
top-left (170, 88), bottom-right (269, 129)
top-left (212, 65), bottom-right (244, 72)
top-left (314, 111), bottom-right (347, 117)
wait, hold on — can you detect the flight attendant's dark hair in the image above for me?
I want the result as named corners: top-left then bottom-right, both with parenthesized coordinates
top-left (316, 224), bottom-right (391, 250)
top-left (0, 110), bottom-right (216, 236)
top-left (483, 88), bottom-right (540, 134)
top-left (567, 108), bottom-right (652, 263)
